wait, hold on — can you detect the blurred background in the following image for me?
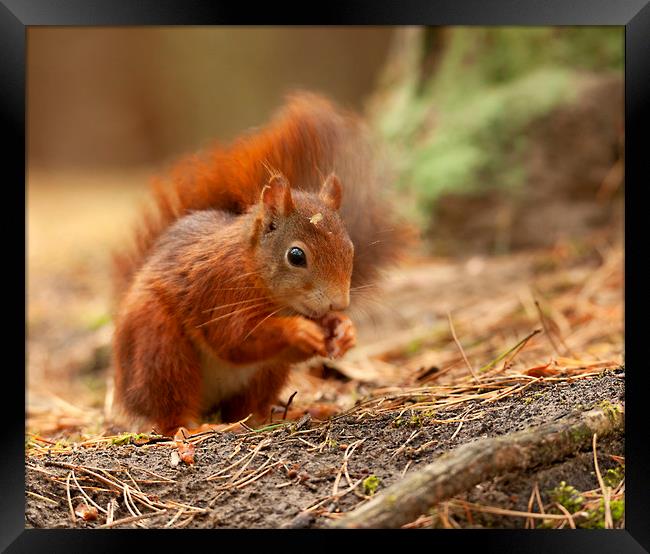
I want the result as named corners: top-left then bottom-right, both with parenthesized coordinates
top-left (27, 27), bottom-right (624, 432)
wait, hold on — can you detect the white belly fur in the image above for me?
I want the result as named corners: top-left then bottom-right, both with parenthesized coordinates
top-left (199, 348), bottom-right (262, 410)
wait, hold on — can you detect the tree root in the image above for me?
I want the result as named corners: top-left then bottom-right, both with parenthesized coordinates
top-left (331, 402), bottom-right (624, 528)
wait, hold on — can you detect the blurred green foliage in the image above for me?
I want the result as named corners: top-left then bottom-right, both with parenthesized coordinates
top-left (373, 27), bottom-right (623, 226)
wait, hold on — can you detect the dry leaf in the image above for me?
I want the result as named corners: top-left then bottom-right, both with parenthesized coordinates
top-left (177, 441), bottom-right (196, 465)
top-left (172, 427), bottom-right (196, 465)
top-left (524, 363), bottom-right (560, 378)
top-left (75, 502), bottom-right (98, 521)
top-left (304, 403), bottom-right (339, 420)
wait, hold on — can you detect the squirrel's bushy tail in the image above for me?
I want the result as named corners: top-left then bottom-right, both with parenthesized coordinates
top-left (112, 92), bottom-right (413, 301)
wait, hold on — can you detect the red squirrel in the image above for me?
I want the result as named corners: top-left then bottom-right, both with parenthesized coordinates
top-left (111, 93), bottom-right (410, 435)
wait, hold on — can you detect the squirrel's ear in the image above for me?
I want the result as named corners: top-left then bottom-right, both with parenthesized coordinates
top-left (261, 173), bottom-right (294, 216)
top-left (319, 173), bottom-right (343, 211)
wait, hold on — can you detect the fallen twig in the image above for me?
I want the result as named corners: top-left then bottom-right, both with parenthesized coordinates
top-left (593, 433), bottom-right (613, 529)
top-left (331, 402), bottom-right (624, 528)
top-left (98, 511), bottom-right (166, 529)
top-left (447, 311), bottom-right (479, 383)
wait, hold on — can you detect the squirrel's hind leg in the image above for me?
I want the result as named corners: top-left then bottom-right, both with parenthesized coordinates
top-left (113, 297), bottom-right (203, 436)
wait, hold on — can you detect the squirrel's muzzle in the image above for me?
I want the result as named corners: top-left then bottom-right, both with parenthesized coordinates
top-left (329, 291), bottom-right (350, 312)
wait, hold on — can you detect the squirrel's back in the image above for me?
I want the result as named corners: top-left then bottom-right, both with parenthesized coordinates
top-left (112, 92), bottom-right (412, 302)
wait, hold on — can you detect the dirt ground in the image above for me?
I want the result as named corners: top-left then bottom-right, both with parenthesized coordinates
top-left (25, 369), bottom-right (624, 529)
top-left (26, 172), bottom-right (624, 529)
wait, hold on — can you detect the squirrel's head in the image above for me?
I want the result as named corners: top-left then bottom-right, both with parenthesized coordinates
top-left (251, 172), bottom-right (354, 319)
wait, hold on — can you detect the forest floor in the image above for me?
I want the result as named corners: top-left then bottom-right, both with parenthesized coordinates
top-left (26, 174), bottom-right (624, 529)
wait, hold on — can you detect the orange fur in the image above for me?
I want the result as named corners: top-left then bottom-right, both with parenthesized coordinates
top-left (111, 92), bottom-right (412, 435)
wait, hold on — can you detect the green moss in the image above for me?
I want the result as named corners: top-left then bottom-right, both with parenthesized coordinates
top-left (547, 478), bottom-right (624, 529)
top-left (392, 413), bottom-right (424, 427)
top-left (609, 499), bottom-right (625, 522)
top-left (581, 498), bottom-right (625, 528)
top-left (524, 391), bottom-right (544, 404)
top-left (548, 481), bottom-right (585, 513)
top-left (111, 432), bottom-right (151, 446)
top-left (597, 400), bottom-right (622, 424)
top-left (603, 466), bottom-right (625, 488)
top-left (568, 424), bottom-right (593, 445)
top-left (362, 475), bottom-right (381, 496)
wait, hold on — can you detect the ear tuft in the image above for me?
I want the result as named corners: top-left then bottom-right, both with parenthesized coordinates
top-left (261, 173), bottom-right (294, 216)
top-left (319, 173), bottom-right (343, 211)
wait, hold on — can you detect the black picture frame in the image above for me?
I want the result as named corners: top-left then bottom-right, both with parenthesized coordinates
top-left (5, 1), bottom-right (648, 551)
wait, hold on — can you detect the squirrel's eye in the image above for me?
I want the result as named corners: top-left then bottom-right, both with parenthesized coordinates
top-left (287, 247), bottom-right (307, 268)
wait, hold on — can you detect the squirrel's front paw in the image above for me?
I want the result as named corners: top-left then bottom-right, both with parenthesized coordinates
top-left (292, 318), bottom-right (328, 358)
top-left (320, 312), bottom-right (357, 359)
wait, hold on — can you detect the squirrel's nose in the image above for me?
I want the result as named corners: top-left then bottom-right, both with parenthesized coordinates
top-left (329, 291), bottom-right (350, 312)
